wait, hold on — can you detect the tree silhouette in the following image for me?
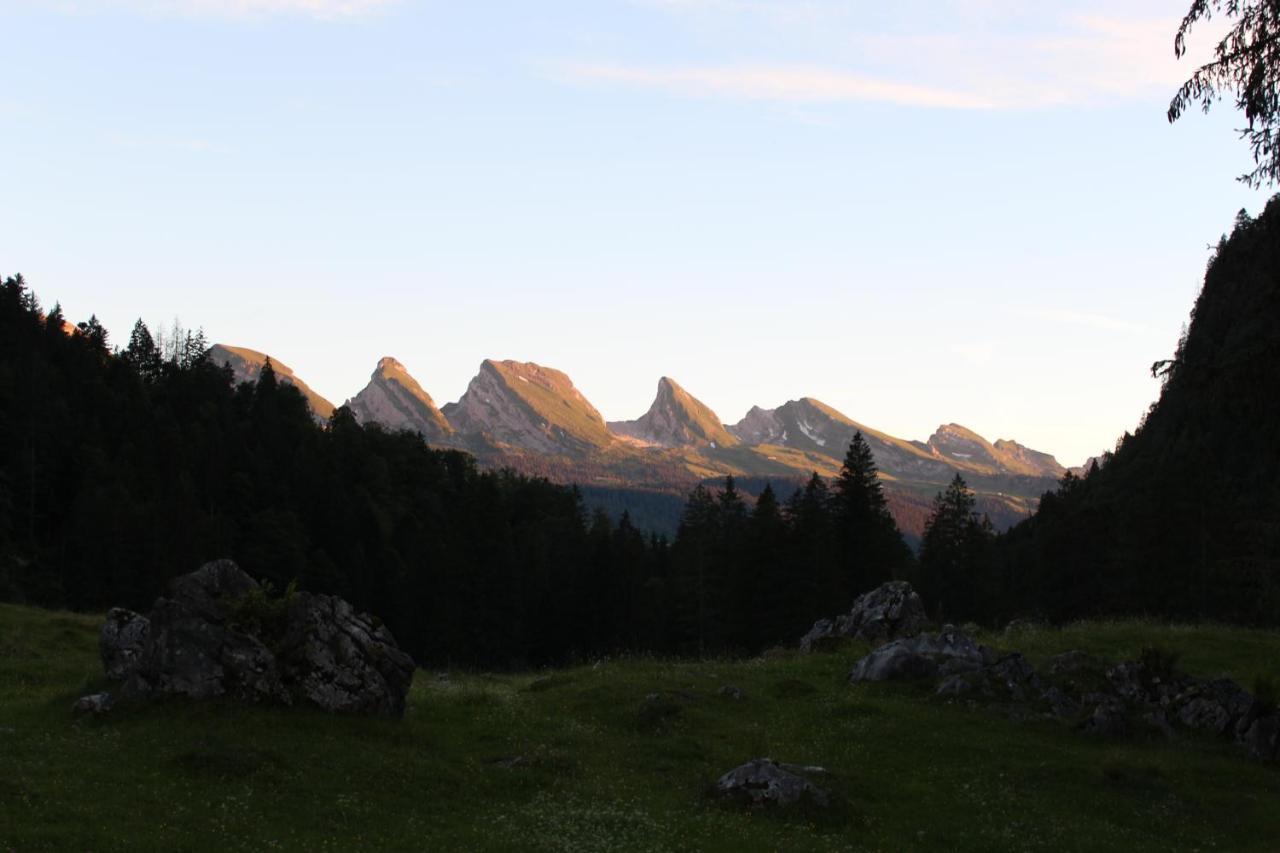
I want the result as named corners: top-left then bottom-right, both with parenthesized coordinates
top-left (917, 474), bottom-right (994, 621)
top-left (1170, 0), bottom-right (1280, 187)
top-left (832, 431), bottom-right (910, 595)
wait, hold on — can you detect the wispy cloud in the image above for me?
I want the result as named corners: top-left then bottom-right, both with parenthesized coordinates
top-left (105, 129), bottom-right (230, 153)
top-left (1018, 307), bottom-right (1153, 335)
top-left (561, 63), bottom-right (996, 109)
top-left (33, 0), bottom-right (395, 19)
top-left (563, 9), bottom-right (1228, 110)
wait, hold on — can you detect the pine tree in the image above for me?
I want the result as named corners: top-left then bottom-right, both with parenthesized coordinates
top-left (672, 484), bottom-right (720, 654)
top-left (122, 319), bottom-right (163, 382)
top-left (917, 474), bottom-right (994, 621)
top-left (785, 472), bottom-right (837, 622)
top-left (832, 431), bottom-right (909, 595)
top-left (746, 483), bottom-right (792, 649)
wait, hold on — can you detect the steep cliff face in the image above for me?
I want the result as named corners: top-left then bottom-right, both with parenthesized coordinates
top-left (347, 357), bottom-right (453, 442)
top-left (208, 344), bottom-right (335, 421)
top-left (442, 359), bottom-right (615, 455)
top-left (608, 377), bottom-right (739, 449)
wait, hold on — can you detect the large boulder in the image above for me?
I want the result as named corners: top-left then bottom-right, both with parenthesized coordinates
top-left (850, 625), bottom-right (993, 683)
top-left (276, 593), bottom-right (415, 717)
top-left (111, 560), bottom-right (414, 717)
top-left (800, 581), bottom-right (927, 652)
top-left (714, 759), bottom-right (829, 808)
top-left (100, 607), bottom-right (149, 681)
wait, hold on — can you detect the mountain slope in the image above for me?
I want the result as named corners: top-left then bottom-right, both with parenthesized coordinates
top-left (999, 199), bottom-right (1280, 623)
top-left (208, 344), bottom-right (335, 420)
top-left (442, 359), bottom-right (616, 455)
top-left (926, 424), bottom-right (1066, 479)
top-left (346, 357), bottom-right (453, 442)
top-left (608, 377), bottom-right (739, 449)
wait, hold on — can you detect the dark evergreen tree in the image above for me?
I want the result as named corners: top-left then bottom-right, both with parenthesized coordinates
top-left (832, 431), bottom-right (910, 596)
top-left (916, 474), bottom-right (995, 621)
top-left (121, 319), bottom-right (163, 382)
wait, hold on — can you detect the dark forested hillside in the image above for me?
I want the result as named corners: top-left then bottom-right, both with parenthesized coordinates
top-left (993, 198), bottom-right (1280, 624)
top-left (0, 276), bottom-right (918, 664)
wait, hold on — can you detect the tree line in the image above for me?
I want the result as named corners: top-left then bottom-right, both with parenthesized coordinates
top-left (6, 190), bottom-right (1277, 667)
top-left (0, 278), bottom-right (1005, 663)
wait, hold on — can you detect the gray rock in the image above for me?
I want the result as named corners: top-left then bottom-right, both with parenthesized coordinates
top-left (1173, 678), bottom-right (1254, 736)
top-left (1046, 650), bottom-right (1101, 677)
top-left (276, 593), bottom-right (415, 717)
top-left (935, 674), bottom-right (974, 698)
top-left (714, 759), bottom-right (829, 807)
top-left (72, 692), bottom-right (115, 717)
top-left (801, 581), bottom-right (927, 652)
top-left (100, 607), bottom-right (150, 682)
top-left (1240, 714), bottom-right (1280, 762)
top-left (125, 561), bottom-right (288, 704)
top-left (1040, 686), bottom-right (1081, 719)
top-left (112, 559), bottom-right (414, 717)
top-left (1081, 695), bottom-right (1129, 737)
top-left (986, 654), bottom-right (1041, 702)
top-left (717, 685), bottom-right (745, 701)
top-left (851, 625), bottom-right (992, 683)
top-left (1143, 709), bottom-right (1178, 740)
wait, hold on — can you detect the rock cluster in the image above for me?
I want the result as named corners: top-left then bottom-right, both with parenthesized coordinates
top-left (800, 581), bottom-right (928, 652)
top-left (91, 559), bottom-right (415, 717)
top-left (845, 625), bottom-right (1280, 762)
top-left (714, 759), bottom-right (829, 807)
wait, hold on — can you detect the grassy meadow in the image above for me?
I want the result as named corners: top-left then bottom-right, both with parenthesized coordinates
top-left (2, 602), bottom-right (1279, 851)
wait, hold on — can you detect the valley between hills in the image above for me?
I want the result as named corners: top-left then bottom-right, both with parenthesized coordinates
top-left (209, 345), bottom-right (1085, 539)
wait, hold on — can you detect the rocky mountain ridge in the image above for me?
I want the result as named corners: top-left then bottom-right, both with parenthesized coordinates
top-left (212, 344), bottom-right (1073, 534)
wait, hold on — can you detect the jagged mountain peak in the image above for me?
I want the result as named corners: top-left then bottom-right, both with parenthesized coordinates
top-left (608, 377), bottom-right (738, 449)
top-left (442, 359), bottom-right (614, 455)
top-left (208, 343), bottom-right (336, 421)
top-left (347, 356), bottom-right (452, 441)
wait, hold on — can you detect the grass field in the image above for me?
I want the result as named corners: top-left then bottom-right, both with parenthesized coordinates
top-left (2, 602), bottom-right (1279, 851)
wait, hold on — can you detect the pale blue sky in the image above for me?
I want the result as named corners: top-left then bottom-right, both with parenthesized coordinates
top-left (1, 0), bottom-right (1269, 465)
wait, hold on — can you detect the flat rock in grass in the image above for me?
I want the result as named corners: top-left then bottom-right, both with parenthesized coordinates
top-left (715, 759), bottom-right (829, 808)
top-left (100, 607), bottom-right (149, 681)
top-left (800, 581), bottom-right (927, 652)
top-left (850, 625), bottom-right (993, 683)
top-left (112, 559), bottom-right (414, 717)
top-left (72, 692), bottom-right (115, 717)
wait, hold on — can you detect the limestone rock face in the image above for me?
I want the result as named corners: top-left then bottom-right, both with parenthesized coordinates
top-left (100, 607), bottom-right (149, 681)
top-left (125, 560), bottom-right (289, 704)
top-left (801, 581), bottom-right (927, 652)
top-left (346, 357), bottom-right (453, 443)
top-left (443, 359), bottom-right (615, 455)
top-left (714, 759), bottom-right (829, 808)
top-left (109, 560), bottom-right (414, 717)
top-left (277, 593), bottom-right (415, 717)
top-left (607, 377), bottom-right (738, 449)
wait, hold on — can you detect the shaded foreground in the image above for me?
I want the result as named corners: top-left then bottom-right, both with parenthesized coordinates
top-left (3, 603), bottom-right (1279, 851)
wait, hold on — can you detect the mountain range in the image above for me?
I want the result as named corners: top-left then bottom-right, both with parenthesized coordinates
top-left (209, 347), bottom-right (1074, 538)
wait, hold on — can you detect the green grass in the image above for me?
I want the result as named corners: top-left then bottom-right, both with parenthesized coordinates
top-left (2, 602), bottom-right (1279, 851)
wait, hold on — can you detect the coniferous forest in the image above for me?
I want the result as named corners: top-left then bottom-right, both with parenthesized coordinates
top-left (2, 195), bottom-right (1279, 665)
